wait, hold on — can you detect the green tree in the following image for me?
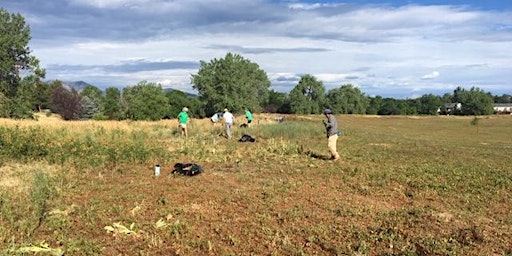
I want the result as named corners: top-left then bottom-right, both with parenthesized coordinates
top-left (122, 81), bottom-right (169, 121)
top-left (366, 96), bottom-right (383, 115)
top-left (404, 99), bottom-right (418, 115)
top-left (80, 85), bottom-right (103, 106)
top-left (166, 89), bottom-right (204, 118)
top-left (441, 93), bottom-right (452, 104)
top-left (416, 94), bottom-right (442, 115)
top-left (80, 85), bottom-right (104, 119)
top-left (0, 9), bottom-right (45, 99)
top-left (263, 89), bottom-right (290, 113)
top-left (453, 86), bottom-right (494, 115)
top-left (378, 98), bottom-right (401, 115)
top-left (31, 80), bottom-right (52, 112)
top-left (103, 87), bottom-right (122, 120)
top-left (9, 76), bottom-right (36, 118)
top-left (326, 84), bottom-right (368, 114)
top-left (0, 9), bottom-right (45, 118)
top-left (288, 74), bottom-right (325, 114)
top-left (463, 88), bottom-right (494, 115)
top-left (191, 52), bottom-right (270, 115)
top-left (494, 94), bottom-right (511, 103)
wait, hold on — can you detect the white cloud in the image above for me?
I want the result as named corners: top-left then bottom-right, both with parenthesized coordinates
top-left (69, 0), bottom-right (154, 9)
top-left (422, 71), bottom-right (440, 80)
top-left (288, 3), bottom-right (346, 11)
top-left (4, 0), bottom-right (511, 97)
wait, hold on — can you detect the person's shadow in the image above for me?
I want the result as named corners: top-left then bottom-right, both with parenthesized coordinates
top-left (305, 150), bottom-right (331, 160)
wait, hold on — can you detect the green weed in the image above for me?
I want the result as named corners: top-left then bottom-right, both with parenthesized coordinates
top-left (30, 171), bottom-right (56, 233)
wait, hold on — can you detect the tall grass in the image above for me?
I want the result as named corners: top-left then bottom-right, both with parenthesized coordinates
top-left (0, 125), bottom-right (173, 169)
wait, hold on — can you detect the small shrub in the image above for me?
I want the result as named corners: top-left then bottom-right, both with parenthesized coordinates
top-left (30, 171), bottom-right (56, 231)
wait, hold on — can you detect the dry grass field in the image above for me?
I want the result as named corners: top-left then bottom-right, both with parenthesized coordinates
top-left (0, 113), bottom-right (511, 255)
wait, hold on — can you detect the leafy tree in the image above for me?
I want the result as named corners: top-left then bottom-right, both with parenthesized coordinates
top-left (0, 9), bottom-right (45, 118)
top-left (31, 80), bottom-right (53, 112)
top-left (453, 86), bottom-right (494, 115)
top-left (326, 84), bottom-right (368, 114)
top-left (0, 93), bottom-right (8, 117)
top-left (50, 85), bottom-right (83, 120)
top-left (80, 85), bottom-right (103, 107)
top-left (191, 52), bottom-right (270, 115)
top-left (263, 89), bottom-right (290, 113)
top-left (166, 90), bottom-right (189, 118)
top-left (122, 81), bottom-right (169, 121)
top-left (165, 90), bottom-right (204, 119)
top-left (9, 76), bottom-right (36, 118)
top-left (462, 88), bottom-right (494, 115)
top-left (494, 94), bottom-right (512, 103)
top-left (288, 74), bottom-right (326, 114)
top-left (103, 87), bottom-right (122, 120)
top-left (0, 9), bottom-right (45, 99)
top-left (404, 99), bottom-right (418, 115)
top-left (378, 98), bottom-right (401, 115)
top-left (80, 96), bottom-right (99, 120)
top-left (366, 96), bottom-right (383, 115)
top-left (416, 94), bottom-right (442, 115)
top-left (188, 97), bottom-right (205, 118)
top-left (79, 85), bottom-right (103, 119)
top-left (0, 95), bottom-right (32, 119)
top-left (441, 93), bottom-right (452, 104)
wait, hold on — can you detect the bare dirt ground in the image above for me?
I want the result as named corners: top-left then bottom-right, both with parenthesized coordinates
top-left (1, 114), bottom-right (511, 255)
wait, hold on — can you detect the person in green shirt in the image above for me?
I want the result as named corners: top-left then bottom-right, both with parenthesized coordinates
top-left (245, 108), bottom-right (253, 127)
top-left (177, 107), bottom-right (189, 137)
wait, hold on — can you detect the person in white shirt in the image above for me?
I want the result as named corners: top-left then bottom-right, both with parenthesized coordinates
top-left (222, 108), bottom-right (235, 139)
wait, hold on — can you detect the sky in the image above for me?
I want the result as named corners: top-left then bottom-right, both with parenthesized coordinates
top-left (3, 0), bottom-right (512, 98)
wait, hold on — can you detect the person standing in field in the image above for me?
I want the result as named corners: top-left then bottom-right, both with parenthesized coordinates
top-left (211, 111), bottom-right (222, 126)
top-left (323, 108), bottom-right (340, 161)
top-left (245, 108), bottom-right (253, 127)
top-left (222, 108), bottom-right (235, 139)
top-left (178, 107), bottom-right (189, 137)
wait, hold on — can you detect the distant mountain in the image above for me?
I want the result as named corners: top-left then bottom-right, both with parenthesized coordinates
top-left (163, 87), bottom-right (198, 98)
top-left (49, 80), bottom-right (198, 98)
top-left (60, 81), bottom-right (93, 92)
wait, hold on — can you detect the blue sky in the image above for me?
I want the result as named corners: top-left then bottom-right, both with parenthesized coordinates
top-left (3, 0), bottom-right (512, 98)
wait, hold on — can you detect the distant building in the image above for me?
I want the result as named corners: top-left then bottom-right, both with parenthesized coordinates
top-left (438, 103), bottom-right (462, 115)
top-left (493, 103), bottom-right (512, 114)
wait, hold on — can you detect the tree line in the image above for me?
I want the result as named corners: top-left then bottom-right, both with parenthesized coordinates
top-left (1, 8), bottom-right (510, 121)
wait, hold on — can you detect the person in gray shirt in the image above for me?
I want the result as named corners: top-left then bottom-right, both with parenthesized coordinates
top-left (323, 108), bottom-right (340, 161)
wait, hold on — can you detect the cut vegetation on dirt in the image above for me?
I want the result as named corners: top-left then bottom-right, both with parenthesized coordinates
top-left (1, 114), bottom-right (511, 255)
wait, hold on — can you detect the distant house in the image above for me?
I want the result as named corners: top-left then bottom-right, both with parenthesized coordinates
top-left (438, 102), bottom-right (462, 115)
top-left (493, 103), bottom-right (512, 114)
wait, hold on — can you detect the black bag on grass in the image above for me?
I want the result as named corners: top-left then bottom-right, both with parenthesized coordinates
top-left (238, 134), bottom-right (256, 142)
top-left (172, 163), bottom-right (203, 176)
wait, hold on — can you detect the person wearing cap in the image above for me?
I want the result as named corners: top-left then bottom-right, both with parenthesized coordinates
top-left (323, 108), bottom-right (340, 161)
top-left (222, 108), bottom-right (235, 139)
top-left (178, 107), bottom-right (189, 137)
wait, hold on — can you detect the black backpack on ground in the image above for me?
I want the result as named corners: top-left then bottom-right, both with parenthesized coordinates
top-left (172, 163), bottom-right (203, 176)
top-left (238, 134), bottom-right (255, 142)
